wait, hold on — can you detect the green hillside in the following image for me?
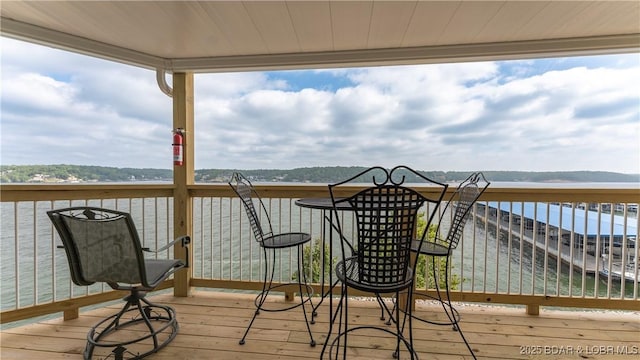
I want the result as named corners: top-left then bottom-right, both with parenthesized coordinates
top-left (1, 165), bottom-right (638, 184)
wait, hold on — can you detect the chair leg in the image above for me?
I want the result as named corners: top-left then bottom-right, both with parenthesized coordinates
top-left (392, 288), bottom-right (418, 360)
top-left (298, 246), bottom-right (316, 346)
top-left (320, 282), bottom-right (344, 359)
top-left (241, 246), bottom-right (317, 347)
top-left (320, 282), bottom-right (348, 359)
top-left (238, 304), bottom-right (260, 345)
top-left (404, 256), bottom-right (461, 328)
top-left (442, 260), bottom-right (477, 360)
top-left (434, 257), bottom-right (459, 330)
top-left (407, 288), bottom-right (417, 360)
top-left (342, 285), bottom-right (349, 360)
top-left (239, 247), bottom-right (273, 345)
top-left (393, 290), bottom-right (401, 359)
top-left (323, 286), bottom-right (418, 360)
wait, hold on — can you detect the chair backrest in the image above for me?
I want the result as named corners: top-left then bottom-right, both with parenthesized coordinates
top-left (47, 207), bottom-right (148, 287)
top-left (437, 172), bottom-right (490, 250)
top-left (330, 166), bottom-right (448, 287)
top-left (228, 172), bottom-right (273, 244)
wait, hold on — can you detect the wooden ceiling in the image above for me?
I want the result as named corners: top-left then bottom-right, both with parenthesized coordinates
top-left (1, 1), bottom-right (639, 72)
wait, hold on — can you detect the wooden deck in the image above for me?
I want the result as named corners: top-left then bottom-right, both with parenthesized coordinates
top-left (1, 290), bottom-right (638, 359)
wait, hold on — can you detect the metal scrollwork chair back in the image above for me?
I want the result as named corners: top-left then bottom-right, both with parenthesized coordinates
top-left (322, 165), bottom-right (448, 359)
top-left (410, 172), bottom-right (489, 360)
top-left (228, 172), bottom-right (316, 347)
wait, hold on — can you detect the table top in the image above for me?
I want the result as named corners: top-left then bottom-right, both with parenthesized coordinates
top-left (295, 197), bottom-right (351, 210)
top-left (296, 196), bottom-right (427, 211)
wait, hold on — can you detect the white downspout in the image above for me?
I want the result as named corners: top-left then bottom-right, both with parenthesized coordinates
top-left (156, 68), bottom-right (173, 97)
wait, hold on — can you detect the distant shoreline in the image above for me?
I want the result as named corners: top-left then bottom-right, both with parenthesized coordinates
top-left (3, 181), bottom-right (639, 190)
top-left (1, 165), bottom-right (639, 184)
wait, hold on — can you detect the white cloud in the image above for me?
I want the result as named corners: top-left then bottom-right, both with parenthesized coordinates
top-left (1, 37), bottom-right (639, 174)
top-left (3, 73), bottom-right (76, 110)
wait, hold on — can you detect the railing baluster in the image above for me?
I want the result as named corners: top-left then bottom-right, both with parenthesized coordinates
top-left (506, 202), bottom-right (513, 294)
top-left (470, 202), bottom-right (479, 292)
top-left (32, 201), bottom-right (37, 306)
top-left (49, 201), bottom-right (57, 302)
top-left (482, 202), bottom-right (489, 294)
top-left (14, 202), bottom-right (19, 308)
top-left (595, 204), bottom-right (604, 297)
top-left (635, 211), bottom-right (640, 300)
top-left (542, 204), bottom-right (548, 294)
top-left (554, 203), bottom-right (564, 296)
top-left (200, 198), bottom-right (205, 278)
top-left (459, 201), bottom-right (467, 292)
top-left (610, 206), bottom-right (619, 298)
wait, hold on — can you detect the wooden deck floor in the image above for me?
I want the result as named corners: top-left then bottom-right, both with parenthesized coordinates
top-left (1, 290), bottom-right (638, 359)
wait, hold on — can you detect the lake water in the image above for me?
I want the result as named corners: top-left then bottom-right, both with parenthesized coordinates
top-left (1, 184), bottom-right (637, 314)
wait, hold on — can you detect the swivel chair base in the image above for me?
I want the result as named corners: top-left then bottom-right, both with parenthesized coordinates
top-left (85, 291), bottom-right (179, 360)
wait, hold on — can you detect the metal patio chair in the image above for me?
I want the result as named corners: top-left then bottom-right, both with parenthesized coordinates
top-left (321, 165), bottom-right (447, 359)
top-left (47, 206), bottom-right (190, 360)
top-left (228, 172), bottom-right (316, 346)
top-left (407, 172), bottom-right (489, 359)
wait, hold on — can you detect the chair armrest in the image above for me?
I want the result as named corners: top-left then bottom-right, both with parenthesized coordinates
top-left (142, 235), bottom-right (191, 268)
top-left (142, 235), bottom-right (190, 253)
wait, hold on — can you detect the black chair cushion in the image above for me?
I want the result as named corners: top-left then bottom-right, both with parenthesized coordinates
top-left (262, 232), bottom-right (311, 249)
top-left (411, 239), bottom-right (450, 256)
top-left (144, 259), bottom-right (185, 288)
top-left (336, 256), bottom-right (414, 293)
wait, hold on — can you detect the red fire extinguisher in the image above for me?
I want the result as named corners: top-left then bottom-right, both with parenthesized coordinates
top-left (172, 128), bottom-right (184, 166)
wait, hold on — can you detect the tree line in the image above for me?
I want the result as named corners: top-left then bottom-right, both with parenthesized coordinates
top-left (1, 164), bottom-right (637, 183)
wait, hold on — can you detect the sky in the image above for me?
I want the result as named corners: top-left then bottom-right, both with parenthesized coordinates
top-left (1, 37), bottom-right (639, 173)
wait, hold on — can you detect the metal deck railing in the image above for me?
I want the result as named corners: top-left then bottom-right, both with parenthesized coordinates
top-left (1, 183), bottom-right (638, 325)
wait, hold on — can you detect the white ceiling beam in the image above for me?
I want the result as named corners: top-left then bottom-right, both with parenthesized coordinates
top-left (1, 18), bottom-right (167, 70)
top-left (168, 34), bottom-right (640, 73)
top-left (2, 17), bottom-right (638, 74)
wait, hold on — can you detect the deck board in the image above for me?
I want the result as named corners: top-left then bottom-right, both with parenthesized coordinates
top-left (1, 291), bottom-right (638, 359)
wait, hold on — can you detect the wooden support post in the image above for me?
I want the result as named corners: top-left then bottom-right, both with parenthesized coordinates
top-left (173, 72), bottom-right (194, 297)
top-left (63, 308), bottom-right (79, 321)
top-left (527, 304), bottom-right (540, 315)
